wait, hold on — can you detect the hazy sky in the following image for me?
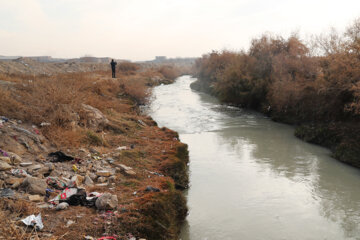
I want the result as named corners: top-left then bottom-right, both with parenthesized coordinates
top-left (1, 0), bottom-right (360, 61)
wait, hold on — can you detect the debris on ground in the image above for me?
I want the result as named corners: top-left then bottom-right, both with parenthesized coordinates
top-left (21, 213), bottom-right (44, 230)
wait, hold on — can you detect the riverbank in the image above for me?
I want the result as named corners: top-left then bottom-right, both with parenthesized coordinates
top-left (0, 65), bottom-right (189, 239)
top-left (190, 19), bottom-right (360, 168)
top-left (191, 77), bottom-right (360, 168)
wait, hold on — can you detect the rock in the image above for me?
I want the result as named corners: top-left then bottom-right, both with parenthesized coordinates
top-left (82, 104), bottom-right (109, 129)
top-left (95, 193), bottom-right (118, 210)
top-left (37, 203), bottom-right (50, 209)
top-left (0, 157), bottom-right (11, 164)
top-left (84, 175), bottom-right (94, 186)
top-left (49, 169), bottom-right (61, 177)
top-left (12, 125), bottom-right (44, 143)
top-left (37, 166), bottom-right (51, 175)
top-left (117, 164), bottom-right (132, 171)
top-left (5, 177), bottom-right (23, 188)
top-left (89, 148), bottom-right (100, 154)
top-left (97, 177), bottom-right (107, 183)
top-left (0, 188), bottom-right (14, 198)
top-left (7, 152), bottom-right (22, 165)
top-left (44, 163), bottom-right (55, 171)
top-left (108, 176), bottom-right (116, 184)
top-left (96, 170), bottom-right (112, 177)
top-left (56, 202), bottom-right (69, 210)
top-left (70, 175), bottom-right (84, 187)
top-left (28, 195), bottom-right (42, 202)
top-left (21, 176), bottom-right (47, 195)
top-left (125, 169), bottom-right (136, 176)
top-left (0, 161), bottom-right (11, 171)
top-left (27, 164), bottom-right (42, 172)
top-left (116, 164), bottom-right (136, 176)
top-left (89, 172), bottom-right (97, 180)
top-left (145, 186), bottom-right (160, 192)
top-left (20, 162), bottom-right (33, 167)
top-left (95, 183), bottom-right (108, 187)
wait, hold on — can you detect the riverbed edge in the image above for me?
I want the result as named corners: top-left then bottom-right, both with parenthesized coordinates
top-left (190, 79), bottom-right (360, 169)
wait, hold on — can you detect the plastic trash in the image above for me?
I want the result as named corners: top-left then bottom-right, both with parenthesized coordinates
top-left (46, 177), bottom-right (67, 190)
top-left (11, 169), bottom-right (29, 177)
top-left (21, 213), bottom-right (44, 230)
top-left (116, 146), bottom-right (127, 151)
top-left (40, 122), bottom-right (51, 127)
top-left (49, 188), bottom-right (78, 204)
top-left (0, 149), bottom-right (8, 157)
top-left (48, 151), bottom-right (74, 162)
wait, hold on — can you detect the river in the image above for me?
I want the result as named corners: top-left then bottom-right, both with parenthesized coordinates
top-left (149, 75), bottom-right (360, 240)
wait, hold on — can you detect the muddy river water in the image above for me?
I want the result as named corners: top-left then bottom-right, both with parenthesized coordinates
top-left (149, 75), bottom-right (360, 240)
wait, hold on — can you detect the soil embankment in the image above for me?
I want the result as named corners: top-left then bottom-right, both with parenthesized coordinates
top-left (0, 62), bottom-right (189, 240)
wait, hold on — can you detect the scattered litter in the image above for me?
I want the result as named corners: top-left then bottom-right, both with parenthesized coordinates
top-left (33, 128), bottom-right (40, 135)
top-left (66, 220), bottom-right (75, 227)
top-left (20, 162), bottom-right (33, 167)
top-left (21, 213), bottom-right (44, 230)
top-left (72, 164), bottom-right (78, 172)
top-left (50, 188), bottom-right (98, 207)
top-left (48, 151), bottom-right (74, 162)
top-left (11, 169), bottom-right (29, 177)
top-left (56, 202), bottom-right (69, 210)
top-left (147, 170), bottom-right (164, 177)
top-left (97, 236), bottom-right (117, 240)
top-left (1, 116), bottom-right (9, 122)
top-left (145, 186), bottom-right (160, 192)
top-left (50, 188), bottom-right (78, 204)
top-left (47, 177), bottom-right (67, 190)
top-left (40, 122), bottom-right (51, 127)
top-left (116, 146), bottom-right (127, 151)
top-left (138, 119), bottom-right (147, 126)
top-left (92, 155), bottom-right (102, 161)
top-left (45, 188), bottom-right (54, 199)
top-left (0, 149), bottom-right (8, 157)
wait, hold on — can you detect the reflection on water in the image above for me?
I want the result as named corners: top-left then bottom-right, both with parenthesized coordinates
top-left (149, 76), bottom-right (360, 240)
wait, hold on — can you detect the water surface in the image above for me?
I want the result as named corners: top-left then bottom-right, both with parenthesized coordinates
top-left (149, 76), bottom-right (360, 240)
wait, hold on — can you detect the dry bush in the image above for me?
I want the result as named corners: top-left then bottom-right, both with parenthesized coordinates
top-left (194, 21), bottom-right (360, 122)
top-left (118, 61), bottom-right (140, 75)
top-left (158, 65), bottom-right (180, 80)
top-left (119, 77), bottom-right (150, 105)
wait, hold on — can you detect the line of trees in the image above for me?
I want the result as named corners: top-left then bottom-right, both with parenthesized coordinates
top-left (192, 18), bottom-right (360, 167)
top-left (193, 19), bottom-right (360, 124)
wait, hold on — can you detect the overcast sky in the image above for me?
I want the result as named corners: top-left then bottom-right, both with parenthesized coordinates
top-left (1, 0), bottom-right (360, 61)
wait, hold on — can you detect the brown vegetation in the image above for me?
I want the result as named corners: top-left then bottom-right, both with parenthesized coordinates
top-left (193, 18), bottom-right (360, 167)
top-left (0, 63), bottom-right (188, 239)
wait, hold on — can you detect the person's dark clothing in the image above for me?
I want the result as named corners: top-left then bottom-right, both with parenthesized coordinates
top-left (110, 60), bottom-right (117, 78)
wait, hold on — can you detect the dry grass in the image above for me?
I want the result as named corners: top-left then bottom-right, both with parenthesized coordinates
top-left (0, 69), bottom-right (156, 146)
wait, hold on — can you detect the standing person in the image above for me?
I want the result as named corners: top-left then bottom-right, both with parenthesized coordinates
top-left (110, 59), bottom-right (117, 78)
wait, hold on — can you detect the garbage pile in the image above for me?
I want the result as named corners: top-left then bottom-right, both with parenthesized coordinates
top-left (0, 116), bottom-right (144, 239)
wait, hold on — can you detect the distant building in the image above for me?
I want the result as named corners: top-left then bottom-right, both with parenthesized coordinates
top-left (154, 56), bottom-right (167, 62)
top-left (26, 56), bottom-right (53, 62)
